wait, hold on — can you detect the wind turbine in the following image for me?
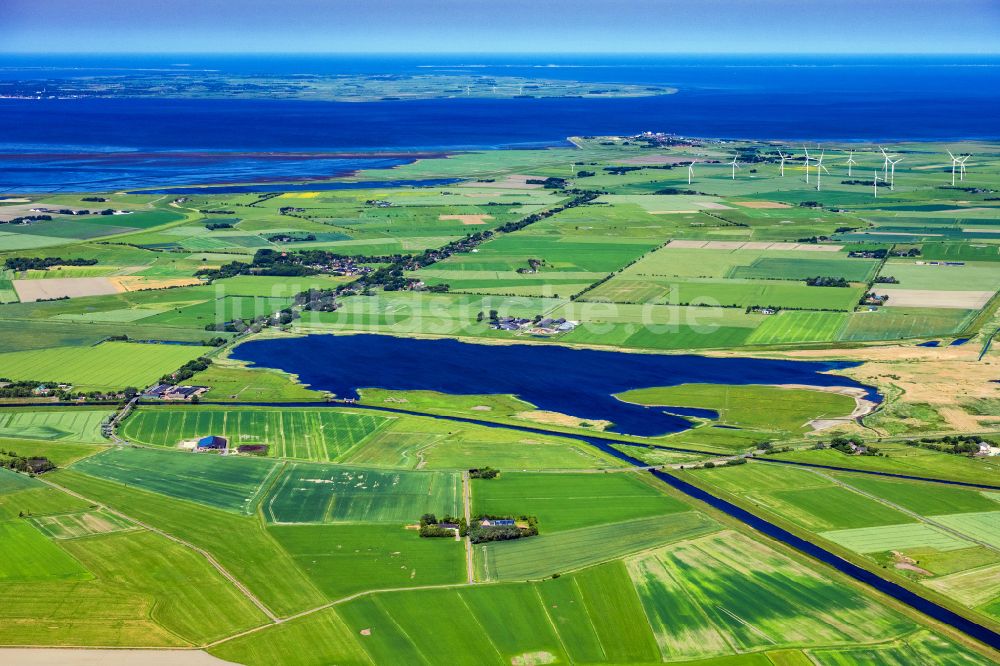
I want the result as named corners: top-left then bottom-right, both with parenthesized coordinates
top-left (887, 156), bottom-right (903, 191)
top-left (777, 150), bottom-right (790, 177)
top-left (879, 146), bottom-right (897, 183)
top-left (687, 161), bottom-right (697, 185)
top-left (958, 154), bottom-right (970, 181)
top-left (728, 155), bottom-right (741, 180)
top-left (947, 151), bottom-right (961, 186)
top-left (846, 150), bottom-right (857, 177)
top-left (873, 171), bottom-right (878, 200)
top-left (814, 150), bottom-right (830, 191)
top-left (803, 146), bottom-right (812, 184)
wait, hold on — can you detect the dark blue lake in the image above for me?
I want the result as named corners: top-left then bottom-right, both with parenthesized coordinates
top-left (230, 334), bottom-right (876, 437)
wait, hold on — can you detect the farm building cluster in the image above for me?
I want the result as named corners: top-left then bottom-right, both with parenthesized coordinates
top-left (143, 383), bottom-right (209, 401)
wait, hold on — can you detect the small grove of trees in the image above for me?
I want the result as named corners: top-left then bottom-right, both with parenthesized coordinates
top-left (805, 276), bottom-right (851, 288)
top-left (4, 257), bottom-right (98, 271)
top-left (911, 435), bottom-right (993, 456)
top-left (419, 513), bottom-right (468, 538)
top-left (0, 450), bottom-right (54, 475)
top-left (162, 357), bottom-right (211, 383)
top-left (468, 514), bottom-right (538, 544)
top-left (814, 436), bottom-right (882, 456)
top-left (469, 466), bottom-right (499, 479)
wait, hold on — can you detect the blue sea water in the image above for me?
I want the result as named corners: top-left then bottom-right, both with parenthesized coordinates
top-left (1, 54), bottom-right (997, 191)
top-left (230, 333), bottom-right (877, 437)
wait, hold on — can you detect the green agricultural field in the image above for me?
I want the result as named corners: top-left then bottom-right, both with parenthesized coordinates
top-left (628, 531), bottom-right (916, 657)
top-left (121, 406), bottom-right (391, 461)
top-left (808, 630), bottom-right (996, 665)
top-left (210, 607), bottom-right (372, 666)
top-left (0, 519), bottom-right (91, 582)
top-left (617, 383), bottom-right (857, 434)
top-left (29, 509), bottom-right (138, 539)
top-left (339, 413), bottom-right (621, 470)
top-left (0, 408), bottom-right (110, 443)
top-left (0, 341), bottom-right (214, 390)
top-left (265, 462), bottom-right (461, 524)
top-left (834, 475), bottom-right (1000, 516)
top-left (72, 447), bottom-right (280, 515)
top-left (932, 511), bottom-right (1000, 549)
top-left (820, 523), bottom-right (974, 553)
top-left (476, 512), bottom-right (719, 581)
top-left (58, 529), bottom-right (270, 644)
top-left (268, 523), bottom-right (465, 599)
top-left (747, 311), bottom-right (848, 345)
top-left (767, 446), bottom-right (999, 486)
top-left (48, 469), bottom-right (327, 616)
top-left (189, 361), bottom-right (331, 402)
top-left (472, 471), bottom-right (688, 532)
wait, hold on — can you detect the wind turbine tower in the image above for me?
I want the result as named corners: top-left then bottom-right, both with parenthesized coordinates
top-left (777, 150), bottom-right (789, 177)
top-left (888, 156), bottom-right (903, 191)
top-left (815, 151), bottom-right (830, 191)
top-left (728, 155), bottom-right (741, 180)
top-left (958, 154), bottom-right (970, 181)
top-left (846, 150), bottom-right (857, 177)
top-left (873, 172), bottom-right (878, 200)
top-left (803, 147), bottom-right (811, 184)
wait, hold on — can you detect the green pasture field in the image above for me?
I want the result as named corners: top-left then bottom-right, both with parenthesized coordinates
top-left (820, 523), bottom-right (974, 553)
top-left (922, 242), bottom-right (1000, 262)
top-left (210, 607), bottom-right (372, 666)
top-left (189, 361), bottom-right (330, 402)
top-left (0, 473), bottom-right (93, 522)
top-left (212, 275), bottom-right (350, 297)
top-left (923, 562), bottom-right (1000, 611)
top-left (0, 519), bottom-right (91, 582)
top-left (472, 471), bottom-right (688, 532)
top-left (58, 529), bottom-right (270, 644)
top-left (476, 512), bottom-right (719, 581)
top-left (839, 307), bottom-right (976, 341)
top-left (747, 310), bottom-right (848, 344)
top-left (140, 295), bottom-right (293, 327)
top-left (932, 511), bottom-right (1000, 549)
top-left (340, 413), bottom-right (620, 470)
top-left (0, 467), bottom-right (37, 493)
top-left (0, 408), bottom-right (110, 443)
top-left (584, 275), bottom-right (864, 310)
top-left (660, 423), bottom-right (796, 454)
top-left (121, 406), bottom-right (391, 462)
top-left (0, 438), bottom-right (103, 468)
top-left (767, 445), bottom-right (1000, 486)
top-left (834, 475), bottom-right (1000, 516)
top-left (807, 630), bottom-right (996, 665)
top-left (877, 260), bottom-right (1000, 292)
top-left (0, 318), bottom-right (229, 353)
top-left (685, 463), bottom-right (915, 531)
top-left (617, 383), bottom-right (857, 434)
top-left (72, 446), bottom-right (280, 515)
top-left (297, 291), bottom-right (566, 337)
top-left (29, 509), bottom-right (138, 540)
top-left (764, 486), bottom-right (916, 531)
top-left (684, 460), bottom-right (829, 495)
top-left (49, 469), bottom-right (327, 616)
top-left (628, 531), bottom-right (915, 658)
top-left (0, 341), bottom-right (214, 390)
top-left (268, 523), bottom-right (465, 599)
top-left (265, 462), bottom-right (461, 524)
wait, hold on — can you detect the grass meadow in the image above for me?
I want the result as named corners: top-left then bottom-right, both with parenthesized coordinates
top-left (265, 463), bottom-right (462, 524)
top-left (121, 406), bottom-right (391, 461)
top-left (71, 447), bottom-right (280, 515)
